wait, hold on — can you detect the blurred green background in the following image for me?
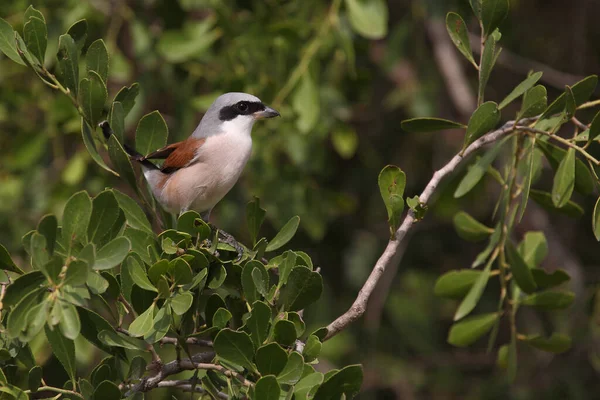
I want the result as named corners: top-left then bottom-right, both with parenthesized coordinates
top-left (2, 0), bottom-right (600, 398)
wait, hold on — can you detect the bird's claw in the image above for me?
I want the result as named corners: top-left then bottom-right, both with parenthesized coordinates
top-left (218, 230), bottom-right (244, 262)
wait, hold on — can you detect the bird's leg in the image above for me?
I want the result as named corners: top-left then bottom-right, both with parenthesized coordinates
top-left (200, 209), bottom-right (244, 261)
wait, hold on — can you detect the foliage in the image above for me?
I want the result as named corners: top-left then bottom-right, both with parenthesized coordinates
top-left (0, 4), bottom-right (378, 398)
top-left (2, 0), bottom-right (600, 398)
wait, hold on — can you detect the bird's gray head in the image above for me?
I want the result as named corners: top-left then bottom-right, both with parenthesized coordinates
top-left (192, 92), bottom-right (280, 138)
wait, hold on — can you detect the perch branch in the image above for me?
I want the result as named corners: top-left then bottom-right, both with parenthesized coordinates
top-left (323, 120), bottom-right (523, 341)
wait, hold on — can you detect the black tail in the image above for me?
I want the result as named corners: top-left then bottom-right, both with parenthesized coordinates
top-left (99, 121), bottom-right (159, 170)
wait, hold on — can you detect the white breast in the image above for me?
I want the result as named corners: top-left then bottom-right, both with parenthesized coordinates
top-left (159, 129), bottom-right (253, 214)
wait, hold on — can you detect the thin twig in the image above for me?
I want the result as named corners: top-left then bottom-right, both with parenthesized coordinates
top-left (159, 337), bottom-right (213, 347)
top-left (323, 120), bottom-right (523, 341)
top-left (516, 125), bottom-right (600, 165)
top-left (125, 352), bottom-right (216, 396)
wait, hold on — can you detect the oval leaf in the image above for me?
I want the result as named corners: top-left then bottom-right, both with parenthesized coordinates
top-left (213, 329), bottom-right (256, 372)
top-left (464, 102), bottom-right (501, 147)
top-left (447, 312), bottom-right (499, 347)
top-left (94, 237), bottom-right (131, 270)
top-left (445, 12), bottom-right (476, 67)
top-left (345, 0), bottom-right (388, 40)
top-left (506, 241), bottom-right (537, 294)
top-left (552, 147), bottom-right (576, 208)
top-left (453, 211), bottom-right (493, 242)
top-left (401, 117), bottom-right (465, 133)
top-left (266, 216), bottom-right (300, 252)
top-left (135, 111), bottom-right (169, 157)
top-left (378, 165), bottom-right (406, 236)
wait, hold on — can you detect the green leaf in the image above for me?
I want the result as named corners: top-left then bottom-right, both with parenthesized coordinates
top-left (66, 20), bottom-right (87, 51)
top-left (454, 255), bottom-right (493, 321)
top-left (207, 263), bottom-right (227, 289)
top-left (98, 330), bottom-right (146, 350)
top-left (478, 31), bottom-right (500, 105)
top-left (331, 128), bottom-right (358, 159)
top-left (303, 335), bottom-right (322, 362)
top-left (453, 211), bottom-right (493, 242)
top-left (108, 101), bottom-right (126, 144)
top-left (294, 372), bottom-right (324, 400)
top-left (214, 328), bottom-right (256, 372)
top-left (245, 301), bottom-right (271, 348)
top-left (529, 189), bottom-right (584, 218)
top-left (447, 312), bottom-right (499, 347)
top-left (255, 375), bottom-right (281, 400)
top-left (537, 140), bottom-right (594, 196)
top-left (20, 301), bottom-right (48, 342)
top-left (552, 148), bottom-right (576, 208)
top-left (2, 271), bottom-right (45, 309)
top-left (62, 191), bottom-right (92, 247)
top-left (86, 39), bottom-right (109, 83)
top-left (58, 301), bottom-right (81, 340)
top-left (564, 86), bottom-right (576, 119)
top-left (0, 244), bottom-right (24, 274)
top-left (313, 365), bottom-right (363, 400)
top-left (112, 189), bottom-right (153, 233)
top-left (541, 75), bottom-right (598, 118)
top-left (45, 325), bottom-right (76, 381)
top-left (517, 231), bottom-right (547, 268)
top-left (81, 120), bottom-right (116, 174)
top-left (135, 111), bottom-right (169, 157)
top-left (518, 85), bottom-right (548, 119)
top-left (57, 34), bottom-right (79, 97)
top-left (378, 165), bottom-right (406, 236)
top-left (108, 134), bottom-right (138, 193)
top-left (464, 102), bottom-right (501, 147)
top-left (77, 307), bottom-right (126, 357)
top-left (171, 291), bottom-right (193, 315)
top-left (278, 251), bottom-right (297, 287)
top-left (30, 232), bottom-right (49, 270)
top-left (27, 366), bottom-right (42, 393)
top-left (247, 197), bottom-right (266, 246)
top-left (86, 271), bottom-right (109, 294)
top-left (23, 16), bottom-right (47, 65)
top-left (144, 305), bottom-right (170, 342)
top-left (588, 110), bottom-right (600, 144)
top-left (273, 319), bottom-right (297, 346)
top-left (345, 0), bottom-right (388, 39)
top-left (481, 0), bottom-right (509, 36)
top-left (93, 381), bottom-right (121, 400)
top-left (292, 73), bottom-right (320, 133)
top-left (281, 266), bottom-right (323, 311)
top-left (37, 214), bottom-right (58, 257)
top-left (277, 352), bottom-right (304, 385)
top-left (434, 270), bottom-right (482, 299)
top-left (256, 343), bottom-right (288, 376)
top-left (88, 191), bottom-right (120, 244)
top-left (506, 241), bottom-right (537, 293)
top-left (0, 18), bottom-right (26, 65)
top-left (128, 257), bottom-right (157, 292)
top-left (128, 303), bottom-right (155, 337)
top-left (80, 71), bottom-right (107, 127)
top-left (522, 333), bottom-right (571, 353)
top-left (113, 83), bottom-right (140, 117)
top-left (520, 291), bottom-right (574, 310)
top-left (156, 22), bottom-right (220, 63)
top-left (401, 117), bottom-right (465, 133)
top-left (531, 268), bottom-right (570, 289)
top-left (63, 260), bottom-right (88, 286)
top-left (212, 307), bottom-right (232, 329)
top-left (266, 216), bottom-right (300, 252)
top-left (594, 197), bottom-right (600, 241)
top-left (94, 237), bottom-right (131, 270)
top-left (499, 72), bottom-right (542, 109)
top-left (7, 288), bottom-right (43, 338)
top-left (455, 136), bottom-right (509, 198)
top-left (445, 12), bottom-right (477, 68)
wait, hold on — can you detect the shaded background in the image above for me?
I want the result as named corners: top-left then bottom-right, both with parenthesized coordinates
top-left (1, 0), bottom-right (600, 398)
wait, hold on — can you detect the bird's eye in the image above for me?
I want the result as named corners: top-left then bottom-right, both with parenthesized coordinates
top-left (236, 102), bottom-right (248, 112)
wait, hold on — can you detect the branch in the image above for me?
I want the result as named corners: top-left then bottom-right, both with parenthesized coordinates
top-left (159, 337), bottom-right (213, 347)
top-left (154, 380), bottom-right (228, 398)
top-left (323, 120), bottom-right (520, 341)
top-left (125, 352), bottom-right (216, 396)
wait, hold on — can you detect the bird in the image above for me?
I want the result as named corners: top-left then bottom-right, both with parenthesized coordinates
top-left (100, 92), bottom-right (280, 257)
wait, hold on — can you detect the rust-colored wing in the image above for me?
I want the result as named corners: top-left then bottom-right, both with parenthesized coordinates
top-left (156, 137), bottom-right (206, 174)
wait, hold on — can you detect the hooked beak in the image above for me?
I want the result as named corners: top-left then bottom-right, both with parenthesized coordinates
top-left (254, 106), bottom-right (280, 119)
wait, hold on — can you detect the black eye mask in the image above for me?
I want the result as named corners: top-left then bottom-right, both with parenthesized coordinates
top-left (219, 101), bottom-right (266, 121)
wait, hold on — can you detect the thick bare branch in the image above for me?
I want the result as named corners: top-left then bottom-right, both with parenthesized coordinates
top-left (324, 120), bottom-right (520, 341)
